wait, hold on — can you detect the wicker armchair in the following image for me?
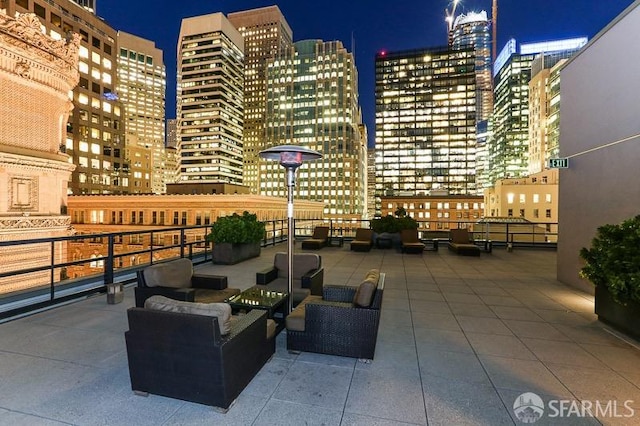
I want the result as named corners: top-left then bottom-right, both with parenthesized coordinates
top-left (134, 258), bottom-right (239, 307)
top-left (256, 252), bottom-right (324, 306)
top-left (448, 228), bottom-right (480, 256)
top-left (125, 306), bottom-right (274, 411)
top-left (286, 271), bottom-right (385, 360)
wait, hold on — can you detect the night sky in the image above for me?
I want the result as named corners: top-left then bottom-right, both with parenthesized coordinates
top-left (97, 0), bottom-right (635, 147)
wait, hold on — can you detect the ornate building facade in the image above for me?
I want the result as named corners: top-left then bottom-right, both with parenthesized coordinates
top-left (0, 11), bottom-right (80, 291)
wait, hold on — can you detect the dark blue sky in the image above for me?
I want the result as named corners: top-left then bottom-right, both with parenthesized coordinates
top-left (98, 0), bottom-right (634, 146)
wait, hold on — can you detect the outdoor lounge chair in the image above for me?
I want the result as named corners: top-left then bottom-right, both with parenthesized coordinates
top-left (134, 258), bottom-right (240, 307)
top-left (125, 299), bottom-right (275, 411)
top-left (256, 252), bottom-right (324, 306)
top-left (448, 228), bottom-right (481, 256)
top-left (286, 269), bottom-right (385, 360)
top-left (301, 226), bottom-right (330, 250)
top-left (401, 229), bottom-right (425, 254)
top-left (350, 228), bottom-right (374, 252)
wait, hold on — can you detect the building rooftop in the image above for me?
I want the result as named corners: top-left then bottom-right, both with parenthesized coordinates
top-left (0, 245), bottom-right (638, 424)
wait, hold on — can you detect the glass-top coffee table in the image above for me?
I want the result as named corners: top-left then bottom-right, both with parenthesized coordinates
top-left (226, 286), bottom-right (289, 332)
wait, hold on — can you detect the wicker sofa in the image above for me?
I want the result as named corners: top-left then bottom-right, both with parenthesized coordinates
top-left (134, 258), bottom-right (239, 307)
top-left (125, 297), bottom-right (275, 411)
top-left (286, 269), bottom-right (385, 360)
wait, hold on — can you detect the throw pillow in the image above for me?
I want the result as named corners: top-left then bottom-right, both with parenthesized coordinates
top-left (353, 279), bottom-right (376, 307)
top-left (144, 295), bottom-right (232, 335)
top-left (143, 258), bottom-right (192, 288)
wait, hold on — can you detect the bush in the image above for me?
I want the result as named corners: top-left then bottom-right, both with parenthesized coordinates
top-left (370, 214), bottom-right (418, 234)
top-left (206, 211), bottom-right (266, 244)
top-left (580, 215), bottom-right (640, 305)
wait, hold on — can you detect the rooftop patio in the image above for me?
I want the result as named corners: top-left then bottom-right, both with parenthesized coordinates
top-left (0, 244), bottom-right (638, 425)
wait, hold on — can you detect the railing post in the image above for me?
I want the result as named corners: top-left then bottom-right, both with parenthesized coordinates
top-left (180, 229), bottom-right (186, 258)
top-left (104, 234), bottom-right (114, 285)
top-left (50, 241), bottom-right (55, 300)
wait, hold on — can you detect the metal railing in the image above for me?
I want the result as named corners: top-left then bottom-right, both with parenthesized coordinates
top-left (0, 218), bottom-right (557, 320)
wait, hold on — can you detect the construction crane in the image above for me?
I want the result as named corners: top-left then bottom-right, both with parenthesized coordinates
top-left (492, 0), bottom-right (498, 62)
top-left (445, 0), bottom-right (460, 35)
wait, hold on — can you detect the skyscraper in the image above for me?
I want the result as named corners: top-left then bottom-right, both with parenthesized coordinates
top-left (374, 46), bottom-right (477, 212)
top-left (450, 11), bottom-right (493, 122)
top-left (228, 6), bottom-right (293, 194)
top-left (263, 40), bottom-right (366, 219)
top-left (176, 13), bottom-right (244, 185)
top-left (489, 38), bottom-right (587, 184)
top-left (116, 31), bottom-right (166, 194)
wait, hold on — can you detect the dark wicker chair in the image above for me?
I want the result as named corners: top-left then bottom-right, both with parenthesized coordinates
top-left (286, 272), bottom-right (385, 360)
top-left (350, 228), bottom-right (374, 252)
top-left (125, 307), bottom-right (274, 411)
top-left (401, 229), bottom-right (425, 254)
top-left (256, 252), bottom-right (323, 306)
top-left (134, 258), bottom-right (239, 307)
top-left (301, 226), bottom-right (330, 250)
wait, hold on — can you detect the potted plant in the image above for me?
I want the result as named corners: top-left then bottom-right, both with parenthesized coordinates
top-left (579, 214), bottom-right (640, 340)
top-left (370, 208), bottom-right (418, 248)
top-left (206, 211), bottom-right (266, 264)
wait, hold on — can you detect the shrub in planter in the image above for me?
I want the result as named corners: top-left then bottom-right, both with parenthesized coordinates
top-left (579, 215), bottom-right (640, 305)
top-left (580, 215), bottom-right (640, 340)
top-left (370, 215), bottom-right (418, 234)
top-left (206, 212), bottom-right (266, 264)
top-left (206, 211), bottom-right (265, 245)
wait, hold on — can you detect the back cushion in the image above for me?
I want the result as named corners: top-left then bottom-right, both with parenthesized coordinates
top-left (143, 258), bottom-right (192, 288)
top-left (145, 295), bottom-right (232, 335)
top-left (353, 269), bottom-right (379, 307)
top-left (274, 253), bottom-right (320, 279)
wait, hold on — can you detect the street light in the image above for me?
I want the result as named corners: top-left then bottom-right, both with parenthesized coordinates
top-left (259, 145), bottom-right (322, 313)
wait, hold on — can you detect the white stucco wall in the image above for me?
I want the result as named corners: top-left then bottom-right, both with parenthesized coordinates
top-left (557, 1), bottom-right (640, 291)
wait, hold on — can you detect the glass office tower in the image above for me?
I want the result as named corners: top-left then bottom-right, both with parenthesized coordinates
top-left (117, 31), bottom-right (166, 194)
top-left (228, 6), bottom-right (293, 194)
top-left (374, 47), bottom-right (477, 213)
top-left (263, 40), bottom-right (366, 219)
top-left (176, 13), bottom-right (244, 185)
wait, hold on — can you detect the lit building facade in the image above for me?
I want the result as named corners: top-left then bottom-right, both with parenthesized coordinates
top-left (450, 10), bottom-right (492, 122)
top-left (380, 195), bottom-right (484, 231)
top-left (176, 13), bottom-right (244, 185)
top-left (527, 39), bottom-right (586, 174)
top-left (484, 169), bottom-right (558, 236)
top-left (117, 31), bottom-right (166, 194)
top-left (489, 38), bottom-right (587, 185)
top-left (0, 10), bottom-right (80, 292)
top-left (6, 0), bottom-right (129, 195)
top-left (228, 6), bottom-right (293, 194)
top-left (374, 46), bottom-right (478, 215)
top-left (263, 39), bottom-right (366, 220)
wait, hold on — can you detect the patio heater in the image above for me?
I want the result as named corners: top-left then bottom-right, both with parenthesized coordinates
top-left (259, 145), bottom-right (322, 313)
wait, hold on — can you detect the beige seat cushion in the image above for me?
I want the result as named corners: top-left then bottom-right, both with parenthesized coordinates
top-left (285, 295), bottom-right (323, 332)
top-left (144, 295), bottom-right (232, 335)
top-left (143, 258), bottom-right (192, 288)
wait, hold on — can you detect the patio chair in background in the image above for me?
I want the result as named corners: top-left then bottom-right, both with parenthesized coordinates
top-left (401, 229), bottom-right (425, 254)
top-left (301, 226), bottom-right (330, 250)
top-left (448, 228), bottom-right (481, 256)
top-left (350, 228), bottom-right (374, 252)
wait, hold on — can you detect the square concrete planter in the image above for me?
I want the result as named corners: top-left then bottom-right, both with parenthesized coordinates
top-left (594, 285), bottom-right (640, 341)
top-left (212, 242), bottom-right (261, 265)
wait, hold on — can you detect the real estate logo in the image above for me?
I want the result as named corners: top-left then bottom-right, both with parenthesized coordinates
top-left (513, 392), bottom-right (545, 423)
top-left (513, 392), bottom-right (636, 423)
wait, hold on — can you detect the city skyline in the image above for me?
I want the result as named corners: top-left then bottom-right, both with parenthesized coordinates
top-left (98, 0), bottom-right (635, 147)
